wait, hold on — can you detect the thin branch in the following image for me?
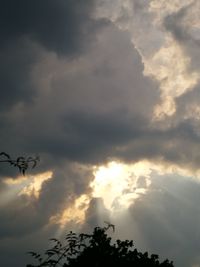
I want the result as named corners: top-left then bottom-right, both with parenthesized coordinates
top-left (0, 152), bottom-right (40, 175)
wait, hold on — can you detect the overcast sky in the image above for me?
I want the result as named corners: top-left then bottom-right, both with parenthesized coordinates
top-left (1, 1), bottom-right (200, 266)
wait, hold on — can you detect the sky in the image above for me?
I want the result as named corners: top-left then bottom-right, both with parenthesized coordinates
top-left (1, 0), bottom-right (200, 266)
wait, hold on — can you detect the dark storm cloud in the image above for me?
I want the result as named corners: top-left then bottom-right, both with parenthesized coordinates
top-left (0, 0), bottom-right (99, 55)
top-left (0, 39), bottom-right (38, 111)
top-left (61, 110), bottom-right (200, 168)
top-left (0, 22), bottom-right (159, 171)
top-left (2, 0), bottom-right (197, 173)
top-left (0, 0), bottom-right (104, 111)
top-left (111, 118), bottom-right (200, 171)
top-left (43, 111), bottom-right (144, 163)
top-left (24, 109), bottom-right (200, 171)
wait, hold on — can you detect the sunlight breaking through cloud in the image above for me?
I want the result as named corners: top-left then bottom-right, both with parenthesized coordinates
top-left (18, 171), bottom-right (53, 198)
top-left (90, 159), bottom-right (200, 214)
top-left (91, 161), bottom-right (152, 211)
top-left (3, 171), bottom-right (53, 199)
top-left (58, 194), bottom-right (90, 227)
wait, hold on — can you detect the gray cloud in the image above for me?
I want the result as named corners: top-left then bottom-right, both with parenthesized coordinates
top-left (0, 161), bottom-right (93, 266)
top-left (1, 16), bottom-right (200, 173)
top-left (0, 223), bottom-right (59, 267)
top-left (0, 0), bottom-right (105, 112)
top-left (38, 163), bottom-right (93, 217)
top-left (0, 162), bottom-right (92, 239)
top-left (164, 3), bottom-right (193, 42)
top-left (83, 197), bottom-right (110, 231)
top-left (0, 22), bottom-right (159, 170)
top-left (0, 38), bottom-right (40, 112)
top-left (163, 1), bottom-right (200, 72)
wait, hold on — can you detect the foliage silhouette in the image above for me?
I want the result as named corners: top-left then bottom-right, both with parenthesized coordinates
top-left (0, 152), bottom-right (39, 175)
top-left (27, 224), bottom-right (174, 267)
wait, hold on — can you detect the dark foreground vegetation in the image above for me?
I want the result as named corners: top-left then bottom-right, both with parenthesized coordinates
top-left (27, 224), bottom-right (174, 267)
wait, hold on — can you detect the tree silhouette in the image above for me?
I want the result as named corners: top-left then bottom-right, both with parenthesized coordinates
top-left (0, 152), bottom-right (39, 175)
top-left (27, 225), bottom-right (174, 267)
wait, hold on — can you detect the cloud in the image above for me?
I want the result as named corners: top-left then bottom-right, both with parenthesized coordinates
top-left (1, 1), bottom-right (199, 173)
top-left (163, 1), bottom-right (200, 46)
top-left (0, 22), bottom-right (158, 169)
top-left (1, 1), bottom-right (200, 267)
top-left (0, 0), bottom-right (100, 55)
top-left (98, 0), bottom-right (200, 119)
top-left (128, 174), bottom-right (200, 267)
top-left (0, 39), bottom-right (39, 111)
top-left (83, 197), bottom-right (110, 231)
top-left (0, 223), bottom-right (58, 267)
top-left (0, 162), bottom-right (92, 239)
top-left (0, 0), bottom-right (105, 112)
top-left (163, 1), bottom-right (200, 73)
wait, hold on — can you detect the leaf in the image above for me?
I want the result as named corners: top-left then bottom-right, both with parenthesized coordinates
top-left (49, 238), bottom-right (59, 243)
top-left (27, 251), bottom-right (37, 256)
top-left (0, 152), bottom-right (10, 159)
top-left (17, 156), bottom-right (25, 164)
